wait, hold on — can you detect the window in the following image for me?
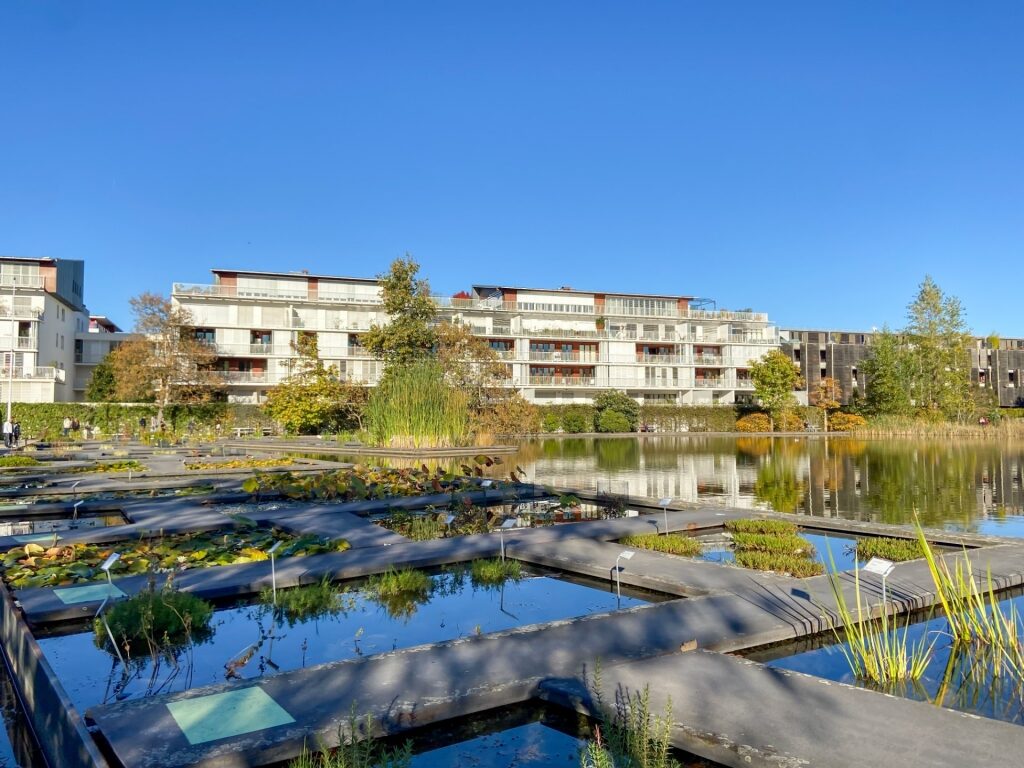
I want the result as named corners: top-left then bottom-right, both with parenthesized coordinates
top-left (194, 328), bottom-right (216, 343)
top-left (605, 297), bottom-right (676, 317)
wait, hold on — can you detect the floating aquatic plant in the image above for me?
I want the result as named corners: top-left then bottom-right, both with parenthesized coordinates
top-left (619, 533), bottom-right (702, 558)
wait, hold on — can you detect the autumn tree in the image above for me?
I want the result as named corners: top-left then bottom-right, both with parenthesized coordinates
top-left (263, 334), bottom-right (367, 435)
top-left (750, 349), bottom-right (804, 431)
top-left (362, 256), bottom-right (437, 368)
top-left (810, 376), bottom-right (842, 432)
top-left (435, 320), bottom-right (507, 414)
top-left (109, 293), bottom-right (220, 424)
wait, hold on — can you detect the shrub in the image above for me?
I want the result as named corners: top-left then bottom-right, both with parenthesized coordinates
top-left (736, 413), bottom-right (771, 433)
top-left (620, 533), bottom-right (701, 557)
top-left (561, 405), bottom-right (594, 434)
top-left (541, 411), bottom-right (560, 432)
top-left (593, 390), bottom-right (641, 431)
top-left (830, 412), bottom-right (867, 432)
top-left (775, 411), bottom-right (804, 432)
top-left (597, 409), bottom-right (632, 433)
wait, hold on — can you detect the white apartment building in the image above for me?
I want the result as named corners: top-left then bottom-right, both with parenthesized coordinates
top-left (0, 257), bottom-right (87, 404)
top-left (73, 315), bottom-right (129, 398)
top-left (173, 268), bottom-right (778, 406)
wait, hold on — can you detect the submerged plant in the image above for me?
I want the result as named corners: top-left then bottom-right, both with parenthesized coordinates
top-left (619, 533), bottom-right (701, 558)
top-left (468, 558), bottom-right (523, 588)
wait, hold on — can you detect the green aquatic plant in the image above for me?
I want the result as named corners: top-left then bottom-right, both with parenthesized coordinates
top-left (855, 536), bottom-right (925, 563)
top-left (0, 455), bottom-right (41, 468)
top-left (289, 708), bottom-right (412, 768)
top-left (2, 528), bottom-right (349, 589)
top-left (824, 545), bottom-right (934, 684)
top-left (365, 567), bottom-right (433, 620)
top-left (260, 577), bottom-right (354, 625)
top-left (730, 532), bottom-right (815, 557)
top-left (95, 579), bottom-right (214, 656)
top-left (186, 457), bottom-right (294, 471)
top-left (734, 550), bottom-right (824, 577)
top-left (723, 518), bottom-right (797, 536)
top-left (364, 360), bottom-right (470, 449)
top-left (582, 662), bottom-right (680, 768)
top-left (468, 558), bottom-right (523, 587)
top-left (619, 533), bottom-right (701, 557)
top-left (71, 460), bottom-right (147, 474)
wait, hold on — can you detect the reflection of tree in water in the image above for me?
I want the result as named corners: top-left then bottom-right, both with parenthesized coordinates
top-left (754, 460), bottom-right (805, 513)
top-left (595, 438), bottom-right (640, 472)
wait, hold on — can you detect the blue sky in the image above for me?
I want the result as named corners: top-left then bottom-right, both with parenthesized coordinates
top-left (1, 2), bottom-right (1021, 335)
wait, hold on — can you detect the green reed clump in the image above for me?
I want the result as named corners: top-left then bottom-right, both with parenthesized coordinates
top-left (856, 536), bottom-right (925, 562)
top-left (364, 567), bottom-right (433, 620)
top-left (0, 455), bottom-right (40, 468)
top-left (724, 518), bottom-right (797, 536)
top-left (730, 532), bottom-right (815, 557)
top-left (581, 663), bottom-right (680, 768)
top-left (619, 533), bottom-right (701, 557)
top-left (289, 708), bottom-right (412, 768)
top-left (735, 551), bottom-right (824, 577)
top-left (364, 361), bottom-right (470, 449)
top-left (260, 577), bottom-right (353, 625)
top-left (824, 549), bottom-right (934, 684)
top-left (469, 558), bottom-right (523, 587)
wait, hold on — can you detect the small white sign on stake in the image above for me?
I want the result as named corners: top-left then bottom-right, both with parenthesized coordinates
top-left (863, 557), bottom-right (896, 577)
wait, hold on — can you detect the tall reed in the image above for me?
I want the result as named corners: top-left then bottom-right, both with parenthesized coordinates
top-left (364, 361), bottom-right (470, 449)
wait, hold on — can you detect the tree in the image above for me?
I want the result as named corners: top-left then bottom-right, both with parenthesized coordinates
top-left (904, 276), bottom-right (972, 421)
top-left (862, 327), bottom-right (912, 416)
top-left (472, 391), bottom-right (540, 436)
top-left (435, 321), bottom-right (507, 414)
top-left (362, 256), bottom-right (438, 367)
top-left (749, 349), bottom-right (804, 431)
top-left (109, 293), bottom-right (220, 425)
top-left (84, 353), bottom-right (119, 402)
top-left (593, 390), bottom-right (640, 432)
top-left (263, 335), bottom-right (367, 435)
top-left (810, 376), bottom-right (842, 433)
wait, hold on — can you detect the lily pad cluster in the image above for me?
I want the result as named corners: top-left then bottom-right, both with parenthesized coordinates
top-left (70, 460), bottom-right (147, 474)
top-left (242, 455), bottom-right (522, 502)
top-left (2, 527), bottom-right (350, 590)
top-left (186, 458), bottom-right (295, 471)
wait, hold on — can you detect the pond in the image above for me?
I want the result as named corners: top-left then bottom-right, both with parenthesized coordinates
top-left (694, 529), bottom-right (860, 573)
top-left (749, 592), bottom-right (1024, 726)
top-left (38, 565), bottom-right (660, 714)
top-left (0, 659), bottom-right (45, 768)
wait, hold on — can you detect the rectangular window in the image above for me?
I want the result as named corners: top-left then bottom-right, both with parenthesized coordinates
top-left (194, 328), bottom-right (216, 343)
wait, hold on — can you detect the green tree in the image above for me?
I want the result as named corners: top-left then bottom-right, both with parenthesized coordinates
top-left (597, 409), bottom-right (631, 434)
top-left (904, 276), bottom-right (972, 421)
top-left (593, 390), bottom-right (640, 432)
top-left (362, 256), bottom-right (438, 367)
top-left (84, 353), bottom-right (119, 402)
top-left (749, 350), bottom-right (804, 431)
top-left (263, 335), bottom-right (367, 434)
top-left (862, 327), bottom-right (912, 416)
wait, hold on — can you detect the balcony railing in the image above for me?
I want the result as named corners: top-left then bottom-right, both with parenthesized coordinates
top-left (528, 351), bottom-right (600, 363)
top-left (0, 276), bottom-right (46, 290)
top-left (173, 283), bottom-right (381, 304)
top-left (693, 378), bottom-right (725, 388)
top-left (0, 304), bottom-right (42, 319)
top-left (693, 354), bottom-right (725, 365)
top-left (636, 354), bottom-right (687, 364)
top-left (0, 367), bottom-right (65, 382)
top-left (528, 376), bottom-right (597, 387)
top-left (249, 343), bottom-right (273, 355)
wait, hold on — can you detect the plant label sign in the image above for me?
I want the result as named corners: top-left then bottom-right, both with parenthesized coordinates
top-left (863, 557), bottom-right (896, 577)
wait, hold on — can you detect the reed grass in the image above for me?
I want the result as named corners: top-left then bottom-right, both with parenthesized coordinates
top-left (856, 415), bottom-right (1024, 439)
top-left (469, 558), bottom-right (523, 587)
top-left (260, 577), bottom-right (352, 625)
top-left (855, 536), bottom-right (925, 562)
top-left (824, 553), bottom-right (934, 684)
top-left (724, 518), bottom-right (798, 536)
top-left (619, 533), bottom-right (702, 557)
top-left (364, 361), bottom-right (470, 449)
top-left (289, 709), bottom-right (412, 768)
top-left (365, 567), bottom-right (432, 599)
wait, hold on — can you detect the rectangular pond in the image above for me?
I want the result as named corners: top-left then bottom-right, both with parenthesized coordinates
top-left (747, 591), bottom-right (1024, 726)
top-left (38, 565), bottom-right (661, 714)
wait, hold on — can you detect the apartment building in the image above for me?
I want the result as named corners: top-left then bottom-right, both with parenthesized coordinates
top-left (171, 269), bottom-right (780, 405)
top-left (0, 256), bottom-right (87, 404)
top-left (72, 316), bottom-right (129, 399)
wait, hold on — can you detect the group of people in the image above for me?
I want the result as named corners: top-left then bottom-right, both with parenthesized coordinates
top-left (2, 418), bottom-right (21, 449)
top-left (62, 415), bottom-right (93, 440)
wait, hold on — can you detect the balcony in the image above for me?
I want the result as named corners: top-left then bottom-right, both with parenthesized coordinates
top-left (528, 351), bottom-right (600, 363)
top-left (0, 367), bottom-right (65, 382)
top-left (0, 304), bottom-right (42, 320)
top-left (735, 380), bottom-right (755, 389)
top-left (693, 354), bottom-right (725, 366)
top-left (173, 283), bottom-right (381, 304)
top-left (220, 371), bottom-right (272, 384)
top-left (0, 276), bottom-right (45, 290)
top-left (694, 378), bottom-right (725, 388)
top-left (636, 354), bottom-right (688, 364)
top-left (528, 376), bottom-right (597, 387)
top-left (492, 349), bottom-right (516, 360)
top-left (249, 343), bottom-right (273, 355)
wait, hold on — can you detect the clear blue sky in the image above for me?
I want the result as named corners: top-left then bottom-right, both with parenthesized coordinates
top-left (2, 2), bottom-right (1022, 335)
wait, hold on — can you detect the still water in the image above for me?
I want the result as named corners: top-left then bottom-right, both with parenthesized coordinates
top-left (501, 436), bottom-right (1024, 536)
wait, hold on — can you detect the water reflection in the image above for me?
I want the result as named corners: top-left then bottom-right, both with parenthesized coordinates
top-left (506, 436), bottom-right (1024, 533)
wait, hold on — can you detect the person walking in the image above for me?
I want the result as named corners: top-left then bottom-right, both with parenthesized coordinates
top-left (12, 421), bottom-right (20, 448)
top-left (2, 418), bottom-right (12, 449)
top-left (62, 415), bottom-right (72, 438)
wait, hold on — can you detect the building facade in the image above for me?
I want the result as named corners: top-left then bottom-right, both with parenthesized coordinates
top-left (72, 316), bottom-right (128, 399)
top-left (0, 257), bottom-right (89, 404)
top-left (171, 269), bottom-right (780, 406)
